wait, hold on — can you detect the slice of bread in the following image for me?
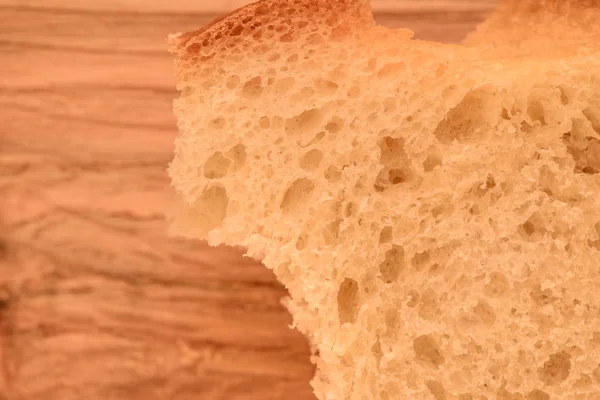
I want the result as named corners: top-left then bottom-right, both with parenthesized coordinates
top-left (168, 1), bottom-right (600, 398)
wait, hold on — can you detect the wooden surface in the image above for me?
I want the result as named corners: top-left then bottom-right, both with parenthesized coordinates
top-left (0, 1), bottom-right (496, 399)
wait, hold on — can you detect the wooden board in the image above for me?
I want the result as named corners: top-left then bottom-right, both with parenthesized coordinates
top-left (0, 1), bottom-right (496, 399)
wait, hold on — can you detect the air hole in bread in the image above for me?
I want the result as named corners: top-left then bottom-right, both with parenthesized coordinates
top-left (485, 271), bottom-right (510, 297)
top-left (431, 204), bottom-right (453, 219)
top-left (348, 85), bottom-right (360, 97)
top-left (441, 84), bottom-right (461, 102)
top-left (201, 78), bottom-right (216, 90)
top-left (472, 175), bottom-right (496, 197)
top-left (296, 233), bottom-right (308, 250)
top-left (353, 175), bottom-right (368, 194)
top-left (209, 117), bottom-right (226, 130)
top-left (374, 136), bottom-right (414, 191)
top-left (314, 78), bottom-right (338, 95)
top-left (274, 23), bottom-right (288, 33)
top-left (384, 309), bottom-right (401, 335)
top-left (306, 32), bottom-right (324, 44)
top-left (325, 117), bottom-right (343, 133)
top-left (426, 380), bottom-right (447, 400)
top-left (324, 165), bottom-right (341, 183)
top-left (266, 67), bottom-right (277, 77)
top-left (229, 24), bottom-right (244, 37)
top-left (252, 43), bottom-right (271, 56)
top-left (301, 131), bottom-right (325, 147)
top-left (281, 178), bottom-right (315, 214)
top-left (344, 202), bottom-right (357, 217)
top-left (180, 85), bottom-right (194, 97)
top-left (584, 138), bottom-right (600, 173)
top-left (379, 245), bottom-right (405, 283)
top-left (583, 105), bottom-right (600, 134)
top-left (538, 351), bottom-right (571, 385)
top-left (527, 389), bottom-right (550, 400)
top-left (413, 334), bottom-right (445, 368)
top-left (204, 152), bottom-right (231, 179)
top-left (592, 364), bottom-right (600, 382)
top-left (285, 108), bottom-right (324, 136)
top-left (252, 28), bottom-right (264, 40)
top-left (189, 185), bottom-right (228, 235)
top-left (520, 120), bottom-right (535, 133)
top-left (300, 149), bottom-right (324, 172)
top-left (379, 226), bottom-right (393, 244)
top-left (276, 262), bottom-right (293, 285)
top-left (559, 85), bottom-right (574, 105)
top-left (338, 278), bottom-right (359, 324)
top-left (520, 212), bottom-right (546, 238)
top-left (383, 97), bottom-right (397, 114)
top-left (575, 373), bottom-right (593, 388)
top-left (379, 137), bottom-right (407, 165)
top-left (225, 143), bottom-right (246, 172)
top-left (266, 51), bottom-right (280, 61)
top-left (566, 118), bottom-right (593, 148)
top-left (295, 86), bottom-right (315, 101)
top-left (530, 283), bottom-right (555, 306)
top-left (388, 168), bottom-right (411, 185)
top-left (474, 299), bottom-right (496, 326)
top-left (294, 20), bottom-right (308, 29)
top-left (322, 219), bottom-right (341, 245)
top-left (527, 98), bottom-right (547, 125)
top-left (407, 290), bottom-right (420, 308)
top-left (371, 339), bottom-right (383, 362)
top-left (280, 33), bottom-right (293, 42)
top-left (418, 288), bottom-right (439, 320)
top-left (242, 76), bottom-right (264, 98)
top-left (428, 263), bottom-right (443, 276)
top-left (411, 250), bottom-right (431, 271)
top-left (258, 116), bottom-right (271, 129)
top-left (423, 150), bottom-right (443, 172)
top-left (588, 222), bottom-right (600, 248)
top-left (434, 85), bottom-right (500, 143)
top-left (273, 76), bottom-right (296, 94)
top-left (377, 62), bottom-right (407, 79)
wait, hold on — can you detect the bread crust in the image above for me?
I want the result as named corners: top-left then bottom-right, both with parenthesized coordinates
top-left (169, 0), bottom-right (372, 56)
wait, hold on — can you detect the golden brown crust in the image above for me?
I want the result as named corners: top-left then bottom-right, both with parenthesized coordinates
top-left (168, 0), bottom-right (261, 51)
top-left (169, 0), bottom-right (372, 57)
top-left (173, 13), bottom-right (234, 49)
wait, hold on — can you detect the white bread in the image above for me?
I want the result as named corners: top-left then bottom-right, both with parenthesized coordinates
top-left (168, 1), bottom-right (600, 398)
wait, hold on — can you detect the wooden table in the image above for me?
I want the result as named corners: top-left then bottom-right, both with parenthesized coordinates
top-left (0, 1), bottom-right (496, 399)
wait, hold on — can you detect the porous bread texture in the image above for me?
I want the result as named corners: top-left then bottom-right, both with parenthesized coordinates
top-left (168, 0), bottom-right (600, 399)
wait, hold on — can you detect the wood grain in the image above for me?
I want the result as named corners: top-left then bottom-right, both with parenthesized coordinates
top-left (0, 1), bottom-right (495, 399)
